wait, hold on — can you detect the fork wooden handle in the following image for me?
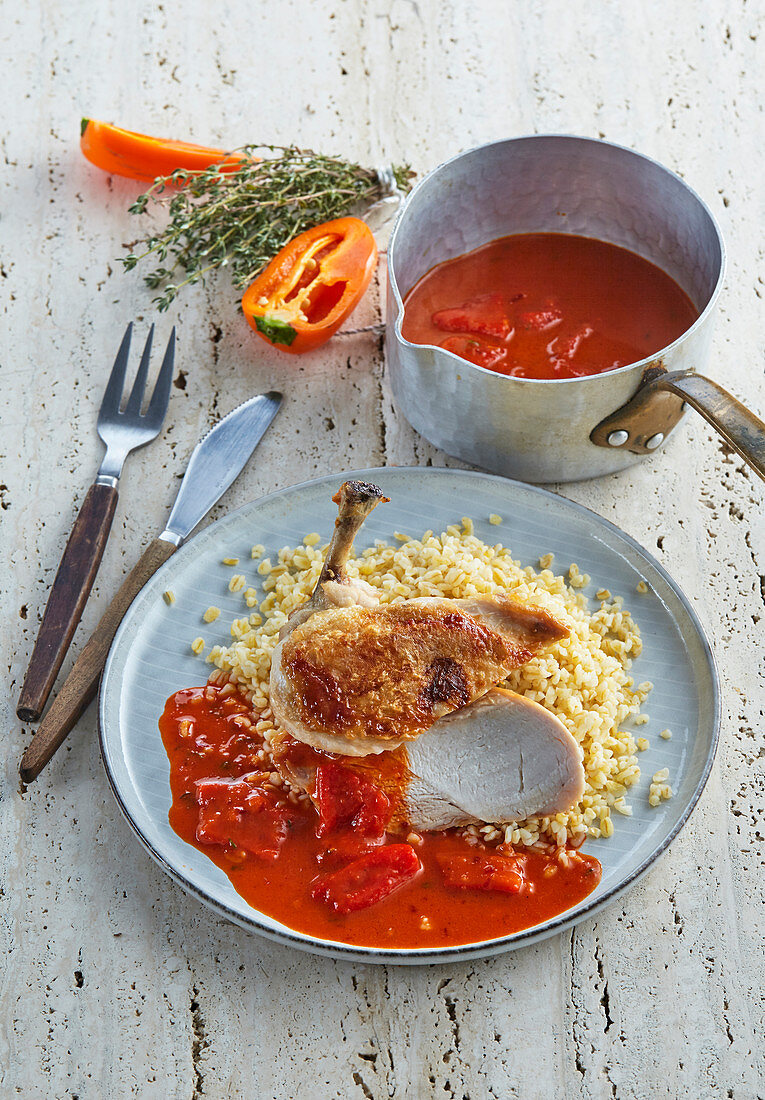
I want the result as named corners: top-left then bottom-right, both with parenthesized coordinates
top-left (17, 481), bottom-right (119, 723)
top-left (19, 537), bottom-right (178, 783)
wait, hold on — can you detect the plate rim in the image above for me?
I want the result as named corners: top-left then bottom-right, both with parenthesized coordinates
top-left (99, 465), bottom-right (721, 964)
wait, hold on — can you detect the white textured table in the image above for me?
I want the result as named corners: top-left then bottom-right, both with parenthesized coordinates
top-left (2, 3), bottom-right (763, 1097)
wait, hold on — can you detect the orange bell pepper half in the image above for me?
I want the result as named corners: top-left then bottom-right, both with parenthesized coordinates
top-left (241, 217), bottom-right (378, 354)
top-left (80, 118), bottom-right (245, 182)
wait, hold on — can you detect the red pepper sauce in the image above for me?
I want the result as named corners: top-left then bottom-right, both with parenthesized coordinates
top-left (401, 232), bottom-right (698, 380)
top-left (160, 685), bottom-right (601, 949)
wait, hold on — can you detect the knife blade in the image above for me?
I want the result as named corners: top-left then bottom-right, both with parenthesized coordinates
top-left (19, 391), bottom-right (282, 783)
top-left (161, 390), bottom-right (281, 544)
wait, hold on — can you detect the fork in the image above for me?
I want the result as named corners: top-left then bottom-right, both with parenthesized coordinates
top-left (17, 323), bottom-right (176, 723)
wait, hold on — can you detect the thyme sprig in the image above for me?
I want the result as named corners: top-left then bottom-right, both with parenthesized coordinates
top-left (122, 145), bottom-right (413, 310)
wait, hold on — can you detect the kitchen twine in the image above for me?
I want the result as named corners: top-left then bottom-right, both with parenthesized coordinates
top-left (337, 165), bottom-right (402, 338)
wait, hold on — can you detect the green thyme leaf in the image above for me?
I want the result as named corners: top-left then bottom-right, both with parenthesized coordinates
top-left (120, 145), bottom-right (414, 309)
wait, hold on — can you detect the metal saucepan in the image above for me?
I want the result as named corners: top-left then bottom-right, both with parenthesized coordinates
top-left (385, 135), bottom-right (765, 484)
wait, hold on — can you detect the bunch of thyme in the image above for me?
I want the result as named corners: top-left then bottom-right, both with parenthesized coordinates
top-left (122, 145), bottom-right (413, 310)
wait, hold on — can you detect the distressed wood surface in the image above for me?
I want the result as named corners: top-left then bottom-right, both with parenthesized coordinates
top-left (2, 1), bottom-right (763, 1097)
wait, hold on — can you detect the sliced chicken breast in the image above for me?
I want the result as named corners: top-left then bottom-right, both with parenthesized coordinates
top-left (405, 687), bottom-right (585, 829)
top-left (271, 687), bottom-right (585, 830)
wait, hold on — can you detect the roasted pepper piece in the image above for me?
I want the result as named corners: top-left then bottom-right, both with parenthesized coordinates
top-left (80, 118), bottom-right (244, 182)
top-left (310, 844), bottom-right (420, 913)
top-left (241, 217), bottom-right (378, 354)
top-left (432, 293), bottom-right (512, 339)
top-left (314, 762), bottom-right (391, 838)
top-left (439, 335), bottom-right (508, 371)
top-left (195, 776), bottom-right (290, 862)
top-left (438, 850), bottom-right (525, 893)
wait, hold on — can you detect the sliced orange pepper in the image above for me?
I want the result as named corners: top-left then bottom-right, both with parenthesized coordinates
top-left (241, 217), bottom-right (378, 354)
top-left (80, 118), bottom-right (245, 182)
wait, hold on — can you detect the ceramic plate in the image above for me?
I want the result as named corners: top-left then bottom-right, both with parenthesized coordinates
top-left (99, 467), bottom-right (719, 964)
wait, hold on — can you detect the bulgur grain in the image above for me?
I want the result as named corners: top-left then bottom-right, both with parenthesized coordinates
top-left (191, 637), bottom-right (205, 655)
top-left (203, 606), bottom-right (221, 623)
top-left (163, 590), bottom-right (176, 606)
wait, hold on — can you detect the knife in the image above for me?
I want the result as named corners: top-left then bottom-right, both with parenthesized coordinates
top-left (19, 391), bottom-right (282, 783)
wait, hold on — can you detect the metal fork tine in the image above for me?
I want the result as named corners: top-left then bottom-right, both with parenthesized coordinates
top-left (145, 327), bottom-right (176, 427)
top-left (123, 324), bottom-right (155, 416)
top-left (98, 323), bottom-right (133, 420)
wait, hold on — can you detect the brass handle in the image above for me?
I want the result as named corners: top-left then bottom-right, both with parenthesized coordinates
top-left (656, 372), bottom-right (765, 482)
top-left (590, 367), bottom-right (765, 483)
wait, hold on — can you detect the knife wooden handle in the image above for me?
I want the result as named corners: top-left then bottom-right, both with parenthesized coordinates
top-left (19, 537), bottom-right (177, 783)
top-left (17, 482), bottom-right (119, 723)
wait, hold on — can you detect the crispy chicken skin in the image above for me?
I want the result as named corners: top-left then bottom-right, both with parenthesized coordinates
top-left (271, 595), bottom-right (568, 754)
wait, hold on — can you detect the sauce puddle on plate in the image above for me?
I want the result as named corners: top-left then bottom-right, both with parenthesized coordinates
top-left (160, 684), bottom-right (601, 949)
top-left (401, 232), bottom-right (698, 380)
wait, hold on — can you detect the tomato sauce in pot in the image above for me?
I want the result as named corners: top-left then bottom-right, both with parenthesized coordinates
top-left (401, 232), bottom-right (698, 380)
top-left (160, 684), bottom-right (601, 949)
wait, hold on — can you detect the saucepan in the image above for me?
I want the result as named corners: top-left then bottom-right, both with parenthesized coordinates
top-left (385, 135), bottom-right (765, 484)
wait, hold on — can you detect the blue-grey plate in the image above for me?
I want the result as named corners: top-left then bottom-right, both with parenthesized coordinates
top-left (99, 467), bottom-right (719, 964)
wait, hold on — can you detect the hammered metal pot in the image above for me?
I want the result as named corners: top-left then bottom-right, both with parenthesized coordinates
top-left (386, 135), bottom-right (765, 484)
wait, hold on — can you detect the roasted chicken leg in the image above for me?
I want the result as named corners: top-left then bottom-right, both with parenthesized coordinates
top-left (268, 480), bottom-right (584, 828)
top-left (270, 480), bottom-right (567, 755)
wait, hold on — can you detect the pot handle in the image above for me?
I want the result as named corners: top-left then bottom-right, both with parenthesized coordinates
top-left (657, 372), bottom-right (765, 482)
top-left (590, 368), bottom-right (765, 483)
